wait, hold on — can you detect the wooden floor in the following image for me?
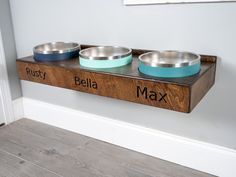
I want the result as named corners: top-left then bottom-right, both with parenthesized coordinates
top-left (0, 119), bottom-right (216, 177)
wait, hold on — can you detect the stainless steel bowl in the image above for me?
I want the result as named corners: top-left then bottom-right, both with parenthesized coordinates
top-left (79, 46), bottom-right (132, 68)
top-left (34, 42), bottom-right (80, 54)
top-left (139, 50), bottom-right (200, 68)
top-left (33, 42), bottom-right (80, 61)
top-left (79, 46), bottom-right (132, 60)
top-left (138, 50), bottom-right (201, 78)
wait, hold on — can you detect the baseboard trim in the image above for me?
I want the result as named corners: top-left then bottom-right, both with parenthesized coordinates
top-left (12, 97), bottom-right (24, 121)
top-left (21, 97), bottom-right (236, 177)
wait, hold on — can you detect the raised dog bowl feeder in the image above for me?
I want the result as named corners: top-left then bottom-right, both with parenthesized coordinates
top-left (17, 44), bottom-right (216, 113)
top-left (79, 46), bottom-right (132, 68)
top-left (34, 42), bottom-right (80, 62)
top-left (138, 51), bottom-right (201, 78)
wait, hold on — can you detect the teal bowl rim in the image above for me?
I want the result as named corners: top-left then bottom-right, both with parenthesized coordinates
top-left (79, 54), bottom-right (132, 69)
top-left (138, 62), bottom-right (201, 78)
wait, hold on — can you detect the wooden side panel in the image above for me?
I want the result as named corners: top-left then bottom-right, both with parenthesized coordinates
top-left (190, 64), bottom-right (216, 111)
top-left (17, 61), bottom-right (190, 112)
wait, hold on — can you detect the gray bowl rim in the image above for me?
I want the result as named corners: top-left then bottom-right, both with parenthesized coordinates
top-left (79, 46), bottom-right (132, 60)
top-left (33, 42), bottom-right (80, 54)
top-left (138, 50), bottom-right (201, 68)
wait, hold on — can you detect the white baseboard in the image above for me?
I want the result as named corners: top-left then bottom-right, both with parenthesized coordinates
top-left (12, 98), bottom-right (24, 121)
top-left (18, 97), bottom-right (236, 177)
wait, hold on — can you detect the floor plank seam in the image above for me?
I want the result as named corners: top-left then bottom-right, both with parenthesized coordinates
top-left (0, 148), bottom-right (64, 177)
top-left (0, 118), bottom-right (216, 177)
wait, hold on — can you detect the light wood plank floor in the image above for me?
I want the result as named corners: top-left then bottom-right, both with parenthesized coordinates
top-left (0, 118), bottom-right (216, 177)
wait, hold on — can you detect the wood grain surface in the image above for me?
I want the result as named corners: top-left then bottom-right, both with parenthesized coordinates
top-left (0, 118), bottom-right (217, 177)
top-left (16, 45), bottom-right (217, 113)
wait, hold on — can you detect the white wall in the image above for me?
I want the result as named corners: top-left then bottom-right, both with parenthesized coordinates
top-left (10, 0), bottom-right (236, 149)
top-left (0, 0), bottom-right (21, 100)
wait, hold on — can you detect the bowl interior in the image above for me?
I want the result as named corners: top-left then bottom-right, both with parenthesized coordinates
top-left (80, 46), bottom-right (131, 60)
top-left (140, 51), bottom-right (200, 67)
top-left (139, 52), bottom-right (161, 65)
top-left (161, 51), bottom-right (200, 65)
top-left (34, 42), bottom-right (79, 53)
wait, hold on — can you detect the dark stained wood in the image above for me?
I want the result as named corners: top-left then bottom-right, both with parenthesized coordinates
top-left (0, 118), bottom-right (217, 177)
top-left (190, 61), bottom-right (217, 111)
top-left (16, 45), bottom-right (217, 113)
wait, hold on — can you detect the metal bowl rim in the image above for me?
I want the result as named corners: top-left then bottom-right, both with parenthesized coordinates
top-left (79, 46), bottom-right (132, 60)
top-left (33, 42), bottom-right (80, 54)
top-left (138, 50), bottom-right (201, 68)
